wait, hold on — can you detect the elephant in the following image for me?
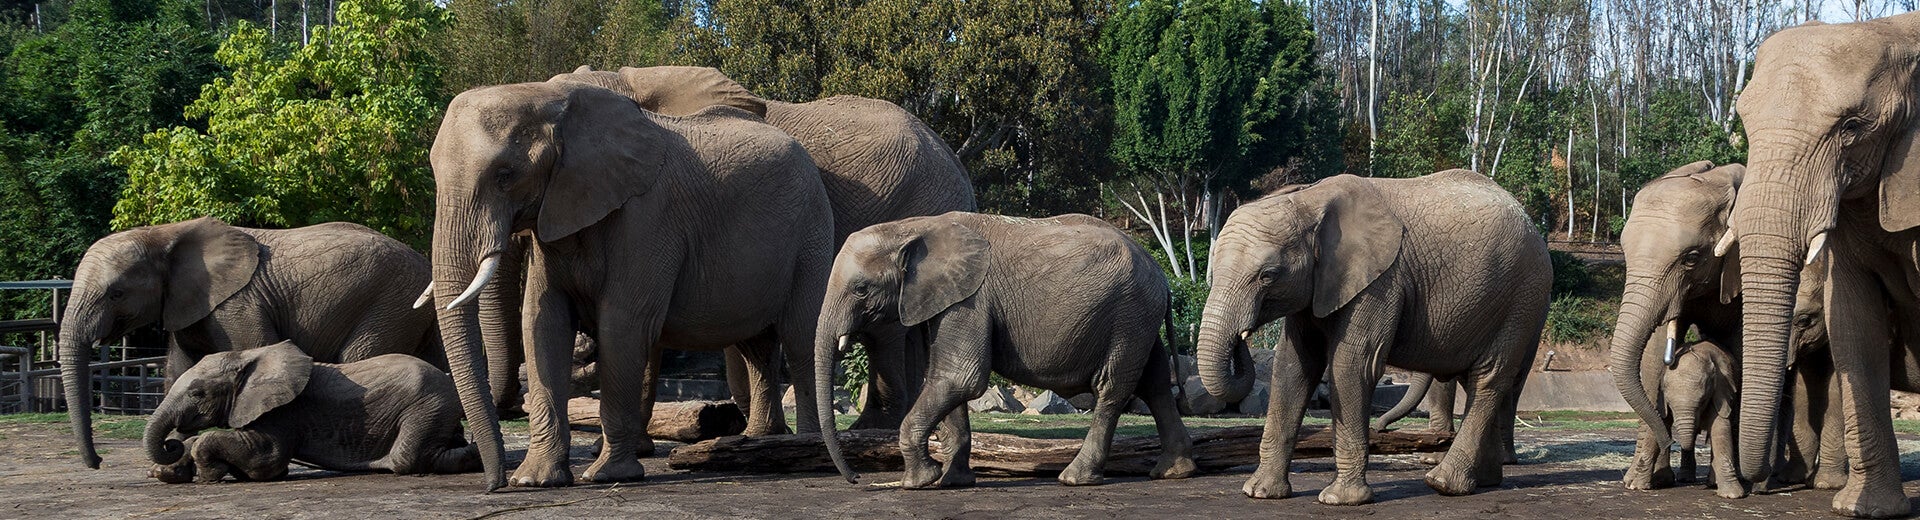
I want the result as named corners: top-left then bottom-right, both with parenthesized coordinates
top-left (57, 217), bottom-right (440, 470)
top-left (1718, 14), bottom-right (1920, 516)
top-left (1660, 340), bottom-right (1742, 498)
top-left (427, 81), bottom-right (834, 490)
top-left (143, 341), bottom-right (478, 483)
top-left (813, 212), bottom-right (1195, 488)
top-left (545, 65), bottom-right (976, 431)
top-left (1606, 160), bottom-right (1843, 494)
top-left (1196, 170), bottom-right (1551, 505)
top-left (1374, 373), bottom-right (1456, 434)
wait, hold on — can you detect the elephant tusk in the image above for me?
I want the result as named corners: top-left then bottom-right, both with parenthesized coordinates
top-left (1662, 319), bottom-right (1681, 367)
top-left (1240, 330), bottom-right (1253, 343)
top-left (837, 335), bottom-right (853, 354)
top-left (1806, 231), bottom-right (1828, 266)
top-left (445, 256), bottom-right (500, 310)
top-left (1712, 229), bottom-right (1736, 257)
top-left (412, 283), bottom-right (434, 309)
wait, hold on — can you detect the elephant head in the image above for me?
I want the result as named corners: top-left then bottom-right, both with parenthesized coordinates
top-left (548, 65), bottom-right (768, 118)
top-left (60, 217), bottom-right (261, 468)
top-left (812, 215), bottom-right (991, 483)
top-left (427, 81), bottom-right (680, 489)
top-left (143, 341), bottom-right (310, 466)
top-left (1608, 161), bottom-right (1742, 449)
top-left (1725, 15), bottom-right (1920, 481)
top-left (1197, 175), bottom-right (1404, 402)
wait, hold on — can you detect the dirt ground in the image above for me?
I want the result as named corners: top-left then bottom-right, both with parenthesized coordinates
top-left (5, 418), bottom-right (1920, 519)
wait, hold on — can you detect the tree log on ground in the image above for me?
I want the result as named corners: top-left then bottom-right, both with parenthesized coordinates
top-left (666, 425), bottom-right (1451, 476)
top-left (568, 397), bottom-right (746, 442)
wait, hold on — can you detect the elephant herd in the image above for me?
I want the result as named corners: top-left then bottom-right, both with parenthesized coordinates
top-left (42, 11), bottom-right (1920, 518)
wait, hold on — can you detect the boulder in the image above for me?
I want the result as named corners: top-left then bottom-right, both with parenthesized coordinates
top-left (1250, 348), bottom-right (1275, 384)
top-left (1023, 390), bottom-right (1078, 415)
top-left (1127, 397), bottom-right (1152, 415)
top-left (1012, 385), bottom-right (1041, 404)
top-left (833, 388), bottom-right (856, 415)
top-left (969, 386), bottom-right (1025, 414)
top-left (1236, 383), bottom-right (1270, 417)
top-left (1175, 354), bottom-right (1198, 380)
top-left (1067, 393), bottom-right (1096, 411)
top-left (1179, 375), bottom-right (1227, 415)
top-left (780, 385), bottom-right (796, 414)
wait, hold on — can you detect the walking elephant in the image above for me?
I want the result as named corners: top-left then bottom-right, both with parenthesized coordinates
top-left (813, 212), bottom-right (1193, 488)
top-left (144, 341), bottom-right (477, 483)
top-left (428, 81), bottom-right (834, 489)
top-left (1717, 14), bottom-right (1920, 516)
top-left (1197, 170), bottom-right (1550, 505)
top-left (59, 217), bottom-right (440, 469)
top-left (1661, 340), bottom-right (1741, 497)
top-left (1607, 161), bottom-right (1842, 494)
top-left (547, 65), bottom-right (976, 431)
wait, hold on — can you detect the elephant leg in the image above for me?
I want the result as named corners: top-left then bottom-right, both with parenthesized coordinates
top-left (579, 306), bottom-right (663, 484)
top-left (724, 346), bottom-right (752, 420)
top-left (1777, 365), bottom-right (1819, 486)
top-left (1426, 373), bottom-right (1507, 496)
top-left (1062, 334), bottom-right (1151, 487)
top-left (932, 405), bottom-right (975, 488)
top-left (510, 269), bottom-right (577, 487)
top-left (190, 429), bottom-right (288, 482)
top-left (1815, 368), bottom-right (1849, 490)
top-left (628, 346), bottom-right (662, 457)
top-left (1827, 258), bottom-right (1909, 518)
top-left (901, 373), bottom-right (980, 489)
top-left (1624, 422), bottom-right (1677, 490)
top-left (850, 323), bottom-right (912, 431)
top-left (1243, 324), bottom-right (1326, 500)
top-left (1676, 430), bottom-right (1698, 483)
top-left (1417, 380), bottom-right (1457, 466)
top-left (1711, 414), bottom-right (1746, 498)
top-left (1138, 343), bottom-right (1195, 480)
top-left (733, 333), bottom-right (789, 436)
top-left (1318, 324), bottom-right (1390, 506)
top-left (1499, 374), bottom-right (1525, 465)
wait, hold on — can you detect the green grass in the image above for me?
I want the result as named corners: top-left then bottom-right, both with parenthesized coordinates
top-left (1, 412), bottom-right (147, 439)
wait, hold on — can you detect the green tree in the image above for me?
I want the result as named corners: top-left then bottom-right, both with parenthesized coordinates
top-left (112, 0), bottom-right (449, 248)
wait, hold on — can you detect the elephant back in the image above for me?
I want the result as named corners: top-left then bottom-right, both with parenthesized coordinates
top-left (765, 96), bottom-right (976, 244)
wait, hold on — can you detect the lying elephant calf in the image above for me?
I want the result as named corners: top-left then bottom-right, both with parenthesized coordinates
top-left (145, 341), bottom-right (479, 483)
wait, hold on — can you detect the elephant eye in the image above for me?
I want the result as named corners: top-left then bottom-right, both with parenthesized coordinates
top-left (1839, 117), bottom-right (1871, 142)
top-left (108, 289), bottom-right (125, 301)
top-left (1795, 314), bottom-right (1816, 328)
top-left (189, 388), bottom-right (205, 398)
top-left (1681, 250), bottom-right (1702, 267)
top-left (851, 282), bottom-right (870, 299)
top-left (1257, 268), bottom-right (1280, 286)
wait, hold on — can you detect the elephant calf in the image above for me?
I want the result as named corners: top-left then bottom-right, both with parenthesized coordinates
top-left (145, 342), bottom-right (478, 483)
top-left (1661, 340), bottom-right (1742, 498)
top-left (814, 212), bottom-right (1194, 488)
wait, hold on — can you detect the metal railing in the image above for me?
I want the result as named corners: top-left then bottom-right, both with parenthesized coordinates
top-left (0, 280), bottom-right (166, 415)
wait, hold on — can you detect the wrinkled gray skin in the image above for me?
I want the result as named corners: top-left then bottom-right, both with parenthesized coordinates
top-left (1197, 171), bottom-right (1550, 505)
top-left (549, 65), bottom-right (976, 431)
top-left (1608, 161), bottom-right (1842, 494)
top-left (1660, 340), bottom-right (1742, 498)
top-left (1724, 14), bottom-right (1920, 517)
top-left (814, 212), bottom-right (1194, 488)
top-left (144, 342), bottom-right (477, 483)
top-left (60, 217), bottom-right (439, 469)
top-left (428, 81), bottom-right (833, 489)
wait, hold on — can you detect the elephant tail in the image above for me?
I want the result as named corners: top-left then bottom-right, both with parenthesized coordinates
top-left (1375, 373), bottom-right (1433, 432)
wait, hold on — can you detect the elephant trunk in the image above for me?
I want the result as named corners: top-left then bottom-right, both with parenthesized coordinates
top-left (57, 301), bottom-right (109, 469)
top-left (479, 235), bottom-right (527, 414)
top-left (1608, 273), bottom-right (1681, 449)
top-left (1375, 372), bottom-right (1432, 432)
top-left (817, 331), bottom-right (856, 483)
top-left (430, 189), bottom-right (512, 491)
top-left (143, 397), bottom-right (187, 465)
top-left (1195, 282), bottom-right (1256, 402)
top-left (1733, 131), bottom-right (1837, 483)
top-left (1671, 408), bottom-right (1699, 452)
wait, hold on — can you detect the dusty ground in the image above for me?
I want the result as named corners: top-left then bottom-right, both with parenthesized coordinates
top-left (4, 415), bottom-right (1920, 519)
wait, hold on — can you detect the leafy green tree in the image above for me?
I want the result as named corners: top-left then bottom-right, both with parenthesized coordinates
top-left (112, 0), bottom-right (449, 248)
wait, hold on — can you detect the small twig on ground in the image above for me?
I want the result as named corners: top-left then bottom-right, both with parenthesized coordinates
top-left (465, 483), bottom-right (627, 520)
top-left (1515, 415), bottom-right (1537, 428)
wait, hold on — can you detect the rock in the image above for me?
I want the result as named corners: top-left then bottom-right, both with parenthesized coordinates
top-left (833, 389), bottom-right (856, 415)
top-left (1175, 354), bottom-right (1198, 380)
top-left (781, 385), bottom-right (796, 413)
top-left (1067, 393), bottom-right (1096, 411)
top-left (1180, 375), bottom-right (1227, 415)
top-left (969, 386), bottom-right (1025, 413)
top-left (1011, 385), bottom-right (1041, 404)
top-left (854, 382), bottom-right (873, 413)
top-left (1250, 348), bottom-right (1275, 384)
top-left (1237, 383), bottom-right (1270, 416)
top-left (1127, 397), bottom-right (1152, 415)
top-left (1023, 390), bottom-right (1078, 415)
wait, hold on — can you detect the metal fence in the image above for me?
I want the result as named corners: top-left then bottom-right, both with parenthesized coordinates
top-left (0, 280), bottom-right (166, 415)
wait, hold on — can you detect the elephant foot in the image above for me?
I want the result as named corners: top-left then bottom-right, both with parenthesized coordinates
top-left (741, 422), bottom-right (792, 436)
top-left (1424, 467), bottom-right (1481, 496)
top-left (1813, 469), bottom-right (1849, 490)
top-left (634, 436), bottom-right (655, 458)
top-left (1317, 479), bottom-right (1374, 506)
top-left (1832, 480), bottom-right (1912, 518)
top-left (937, 465), bottom-right (976, 488)
top-left (1418, 452), bottom-right (1443, 466)
top-left (194, 462), bottom-right (231, 484)
top-left (1242, 467), bottom-right (1292, 499)
top-left (1058, 459), bottom-right (1105, 486)
top-left (902, 458), bottom-right (944, 489)
top-left (1622, 465), bottom-right (1674, 490)
top-left (1712, 478), bottom-right (1748, 499)
top-left (150, 463), bottom-right (195, 484)
top-left (1151, 455), bottom-right (1197, 480)
top-left (509, 456), bottom-right (574, 487)
top-left (1675, 467), bottom-right (1698, 484)
top-left (581, 456), bottom-right (646, 483)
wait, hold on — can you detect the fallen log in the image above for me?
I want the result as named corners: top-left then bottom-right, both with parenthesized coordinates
top-left (569, 397), bottom-right (746, 442)
top-left (667, 425), bottom-right (1451, 477)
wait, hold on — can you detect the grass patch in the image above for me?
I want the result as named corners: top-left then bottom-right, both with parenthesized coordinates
top-left (1, 412), bottom-right (146, 439)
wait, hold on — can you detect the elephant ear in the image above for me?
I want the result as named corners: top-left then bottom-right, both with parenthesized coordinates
top-left (617, 66), bottom-right (769, 118)
top-left (1300, 176), bottom-right (1405, 318)
top-left (536, 86), bottom-right (668, 242)
top-left (1878, 114), bottom-right (1920, 232)
top-left (1716, 171), bottom-right (1743, 304)
top-left (162, 217), bottom-right (261, 331)
top-left (230, 341), bottom-right (312, 428)
top-left (894, 219), bottom-right (990, 326)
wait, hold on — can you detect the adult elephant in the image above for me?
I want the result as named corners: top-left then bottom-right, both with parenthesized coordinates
top-left (1725, 13), bottom-right (1920, 517)
top-left (548, 65), bottom-right (975, 430)
top-left (59, 217), bottom-right (439, 469)
top-left (428, 81), bottom-right (834, 489)
top-left (1606, 161), bottom-right (1842, 494)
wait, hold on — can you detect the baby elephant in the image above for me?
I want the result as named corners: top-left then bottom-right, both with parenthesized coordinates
top-left (1662, 340), bottom-right (1741, 498)
top-left (814, 212), bottom-right (1194, 488)
top-left (145, 341), bottom-right (478, 483)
